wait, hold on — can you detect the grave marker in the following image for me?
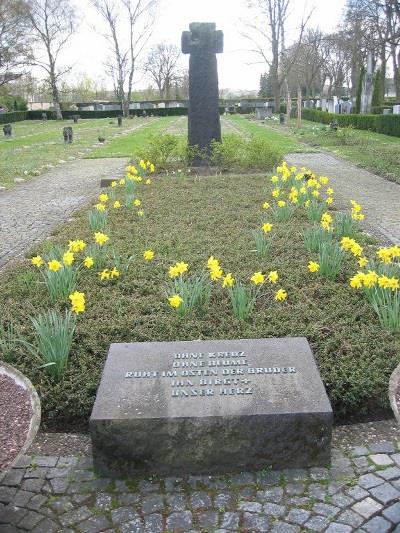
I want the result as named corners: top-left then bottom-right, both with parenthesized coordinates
top-left (90, 337), bottom-right (332, 478)
top-left (182, 23), bottom-right (223, 165)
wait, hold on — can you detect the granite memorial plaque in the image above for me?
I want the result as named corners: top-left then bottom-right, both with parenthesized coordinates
top-left (90, 337), bottom-right (332, 478)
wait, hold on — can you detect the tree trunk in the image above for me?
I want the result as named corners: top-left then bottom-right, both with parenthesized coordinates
top-left (297, 86), bottom-right (302, 129)
top-left (393, 47), bottom-right (400, 100)
top-left (50, 73), bottom-right (62, 119)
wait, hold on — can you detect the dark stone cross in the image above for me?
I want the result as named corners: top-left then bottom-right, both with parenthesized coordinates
top-left (182, 23), bottom-right (223, 166)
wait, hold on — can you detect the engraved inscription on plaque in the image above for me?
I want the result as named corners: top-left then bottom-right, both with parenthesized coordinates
top-left (124, 349), bottom-right (297, 398)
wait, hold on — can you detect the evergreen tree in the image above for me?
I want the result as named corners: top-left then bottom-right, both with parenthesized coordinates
top-left (371, 68), bottom-right (384, 110)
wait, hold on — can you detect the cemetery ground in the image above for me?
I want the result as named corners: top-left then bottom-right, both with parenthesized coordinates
top-left (0, 117), bottom-right (176, 189)
top-left (1, 167), bottom-right (400, 531)
top-left (1, 116), bottom-right (400, 531)
top-left (229, 114), bottom-right (400, 185)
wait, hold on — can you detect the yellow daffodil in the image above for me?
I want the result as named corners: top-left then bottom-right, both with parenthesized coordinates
top-left (327, 187), bottom-right (334, 195)
top-left (48, 259), bottom-right (62, 272)
top-left (137, 210), bottom-right (144, 216)
top-left (251, 271), bottom-right (265, 285)
top-left (68, 240), bottom-right (86, 253)
top-left (326, 197), bottom-right (333, 205)
top-left (358, 257), bottom-right (368, 268)
top-left (111, 181), bottom-right (117, 188)
top-left (169, 294), bottom-right (183, 308)
top-left (110, 267), bottom-right (120, 279)
top-left (312, 190), bottom-right (320, 198)
top-left (99, 269), bottom-right (110, 280)
top-left (349, 273), bottom-right (364, 289)
top-left (145, 179), bottom-right (151, 185)
top-left (69, 291), bottom-right (85, 314)
top-left (262, 202), bottom-right (270, 210)
top-left (272, 188), bottom-right (280, 198)
top-left (133, 199), bottom-right (141, 207)
top-left (99, 193), bottom-right (109, 203)
top-left (271, 175), bottom-right (279, 183)
top-left (210, 266), bottom-right (223, 281)
top-left (63, 251), bottom-right (74, 266)
top-left (83, 256), bottom-right (94, 269)
top-left (321, 212), bottom-right (333, 231)
top-left (95, 203), bottom-right (106, 212)
top-left (119, 178), bottom-right (125, 186)
top-left (275, 288), bottom-right (288, 301)
top-left (143, 250), bottom-right (154, 261)
top-left (94, 232), bottom-right (109, 246)
top-left (308, 261), bottom-right (320, 273)
top-left (277, 200), bottom-right (286, 208)
top-left (262, 222), bottom-right (273, 233)
top-left (319, 176), bottom-right (329, 185)
top-left (268, 271), bottom-right (279, 284)
top-left (207, 256), bottom-right (220, 270)
top-left (176, 262), bottom-right (188, 275)
top-left (31, 255), bottom-right (43, 267)
top-left (222, 273), bottom-right (235, 288)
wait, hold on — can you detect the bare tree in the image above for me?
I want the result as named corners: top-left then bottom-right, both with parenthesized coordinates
top-left (345, 0), bottom-right (400, 98)
top-left (26, 0), bottom-right (76, 118)
top-left (285, 29), bottom-right (327, 97)
top-left (144, 43), bottom-right (181, 99)
top-left (0, 0), bottom-right (32, 87)
top-left (243, 0), bottom-right (312, 111)
top-left (91, 0), bottom-right (158, 116)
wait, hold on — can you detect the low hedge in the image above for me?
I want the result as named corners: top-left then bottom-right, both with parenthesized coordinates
top-left (27, 107), bottom-right (226, 120)
top-left (0, 111), bottom-right (27, 124)
top-left (302, 108), bottom-right (400, 137)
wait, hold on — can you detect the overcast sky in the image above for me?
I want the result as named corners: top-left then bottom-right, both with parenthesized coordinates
top-left (63, 0), bottom-right (347, 92)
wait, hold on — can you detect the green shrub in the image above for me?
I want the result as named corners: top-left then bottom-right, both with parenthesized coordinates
top-left (139, 133), bottom-right (283, 172)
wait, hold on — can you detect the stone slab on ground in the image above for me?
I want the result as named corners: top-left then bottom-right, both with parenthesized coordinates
top-left (285, 152), bottom-right (400, 244)
top-left (90, 338), bottom-right (332, 477)
top-left (1, 438), bottom-right (400, 532)
top-left (0, 157), bottom-right (128, 270)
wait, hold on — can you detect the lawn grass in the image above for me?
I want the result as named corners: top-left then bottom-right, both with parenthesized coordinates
top-left (254, 115), bottom-right (400, 183)
top-left (0, 117), bottom-right (176, 188)
top-left (1, 169), bottom-right (398, 429)
top-left (86, 116), bottom-right (178, 158)
top-left (224, 114), bottom-right (311, 153)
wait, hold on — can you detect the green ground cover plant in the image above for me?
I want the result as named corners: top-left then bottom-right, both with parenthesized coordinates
top-left (0, 165), bottom-right (399, 429)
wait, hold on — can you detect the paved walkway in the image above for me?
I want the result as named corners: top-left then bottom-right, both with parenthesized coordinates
top-left (1, 437), bottom-right (400, 532)
top-left (0, 158), bottom-right (128, 269)
top-left (285, 153), bottom-right (400, 244)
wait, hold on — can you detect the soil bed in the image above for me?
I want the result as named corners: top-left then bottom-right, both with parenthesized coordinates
top-left (0, 372), bottom-right (32, 470)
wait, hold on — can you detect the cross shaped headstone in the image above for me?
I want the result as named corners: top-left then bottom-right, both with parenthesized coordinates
top-left (182, 23), bottom-right (223, 166)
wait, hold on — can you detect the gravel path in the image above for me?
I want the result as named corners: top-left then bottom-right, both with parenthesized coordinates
top-left (285, 152), bottom-right (400, 244)
top-left (0, 157), bottom-right (128, 269)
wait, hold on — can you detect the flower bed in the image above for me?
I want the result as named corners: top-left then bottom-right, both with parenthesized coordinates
top-left (0, 161), bottom-right (399, 428)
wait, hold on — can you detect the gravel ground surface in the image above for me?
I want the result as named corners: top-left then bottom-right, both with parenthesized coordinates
top-left (0, 374), bottom-right (32, 470)
top-left (2, 437), bottom-right (400, 532)
top-left (0, 157), bottom-right (128, 270)
top-left (285, 152), bottom-right (400, 245)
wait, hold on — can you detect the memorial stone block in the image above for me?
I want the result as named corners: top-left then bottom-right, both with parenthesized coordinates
top-left (90, 337), bottom-right (332, 478)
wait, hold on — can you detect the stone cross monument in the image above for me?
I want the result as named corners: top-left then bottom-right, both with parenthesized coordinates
top-left (182, 23), bottom-right (223, 166)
